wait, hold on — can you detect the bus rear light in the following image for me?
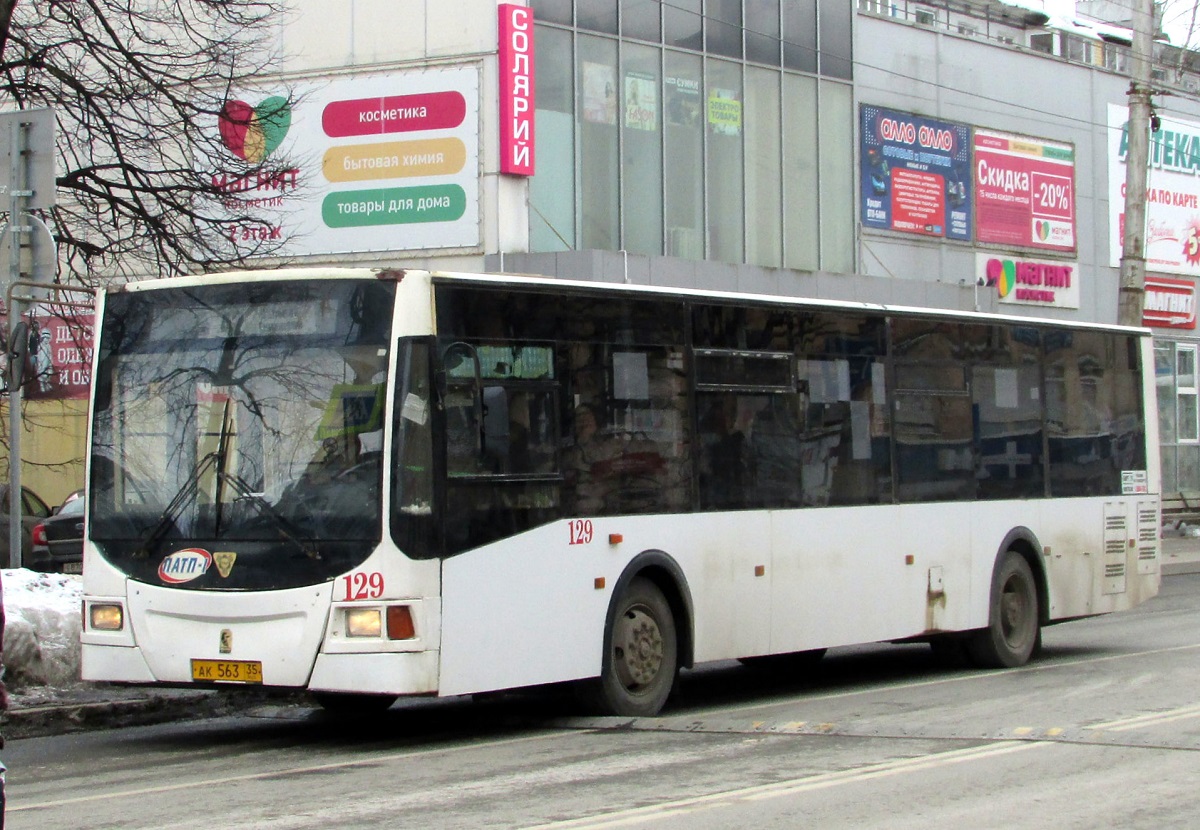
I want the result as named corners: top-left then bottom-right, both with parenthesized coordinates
top-left (387, 605), bottom-right (416, 640)
top-left (90, 603), bottom-right (124, 631)
top-left (346, 608), bottom-right (382, 638)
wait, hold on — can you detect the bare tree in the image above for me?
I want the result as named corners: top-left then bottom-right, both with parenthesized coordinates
top-left (1, 0), bottom-right (299, 284)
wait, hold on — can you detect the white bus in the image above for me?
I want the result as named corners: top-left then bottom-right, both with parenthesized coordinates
top-left (81, 268), bottom-right (1161, 716)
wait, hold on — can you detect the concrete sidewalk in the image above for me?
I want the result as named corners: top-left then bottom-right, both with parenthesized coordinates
top-left (1161, 532), bottom-right (1200, 575)
top-left (5, 536), bottom-right (1200, 741)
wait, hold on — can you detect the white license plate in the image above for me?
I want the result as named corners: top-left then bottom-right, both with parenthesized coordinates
top-left (62, 562), bottom-right (83, 574)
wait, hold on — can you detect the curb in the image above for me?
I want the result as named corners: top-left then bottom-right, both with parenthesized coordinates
top-left (1, 690), bottom-right (247, 741)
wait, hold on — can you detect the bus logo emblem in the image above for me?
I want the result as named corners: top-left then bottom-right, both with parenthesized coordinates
top-left (214, 551), bottom-right (238, 578)
top-left (158, 548), bottom-right (213, 584)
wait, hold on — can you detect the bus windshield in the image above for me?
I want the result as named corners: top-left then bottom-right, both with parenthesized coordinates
top-left (88, 278), bottom-right (397, 590)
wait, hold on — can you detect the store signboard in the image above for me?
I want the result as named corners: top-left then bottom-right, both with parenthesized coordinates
top-left (1108, 104), bottom-right (1200, 278)
top-left (498, 4), bottom-right (535, 176)
top-left (213, 66), bottom-right (480, 256)
top-left (975, 253), bottom-right (1080, 309)
top-left (974, 128), bottom-right (1076, 252)
top-left (859, 105), bottom-right (972, 240)
top-left (1143, 275), bottom-right (1197, 329)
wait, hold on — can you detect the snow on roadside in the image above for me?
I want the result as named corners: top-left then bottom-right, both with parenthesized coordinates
top-left (2, 569), bottom-right (82, 690)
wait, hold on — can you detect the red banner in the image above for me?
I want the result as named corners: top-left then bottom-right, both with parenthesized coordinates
top-left (498, 3), bottom-right (535, 175)
top-left (0, 311), bottom-right (94, 400)
top-left (1144, 275), bottom-right (1197, 329)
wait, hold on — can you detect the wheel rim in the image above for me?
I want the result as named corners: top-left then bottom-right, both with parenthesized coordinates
top-left (999, 573), bottom-right (1033, 648)
top-left (612, 603), bottom-right (664, 692)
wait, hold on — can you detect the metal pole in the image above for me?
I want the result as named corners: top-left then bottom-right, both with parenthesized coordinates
top-left (1118, 0), bottom-right (1156, 328)
top-left (7, 117), bottom-right (23, 568)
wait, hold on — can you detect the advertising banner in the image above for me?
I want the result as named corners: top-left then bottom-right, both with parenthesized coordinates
top-left (859, 105), bottom-right (972, 240)
top-left (975, 253), bottom-right (1080, 309)
top-left (974, 128), bottom-right (1076, 252)
top-left (0, 308), bottom-right (94, 400)
top-left (1108, 104), bottom-right (1200, 278)
top-left (213, 66), bottom-right (480, 257)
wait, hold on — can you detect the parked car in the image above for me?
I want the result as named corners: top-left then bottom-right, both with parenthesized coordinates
top-left (0, 484), bottom-right (53, 568)
top-left (30, 490), bottom-right (84, 574)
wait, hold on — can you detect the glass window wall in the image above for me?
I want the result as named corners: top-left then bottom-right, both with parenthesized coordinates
top-left (530, 0), bottom-right (851, 272)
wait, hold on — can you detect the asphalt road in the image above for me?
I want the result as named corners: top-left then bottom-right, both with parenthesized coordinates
top-left (6, 571), bottom-right (1200, 829)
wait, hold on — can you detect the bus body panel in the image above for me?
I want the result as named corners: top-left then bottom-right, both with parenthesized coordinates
top-left (309, 652), bottom-right (439, 695)
top-left (438, 497), bottom-right (1162, 699)
top-left (438, 521), bottom-right (613, 696)
top-left (126, 581), bottom-right (334, 686)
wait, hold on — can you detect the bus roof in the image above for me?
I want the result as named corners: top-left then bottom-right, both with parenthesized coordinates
top-left (108, 267), bottom-right (1151, 337)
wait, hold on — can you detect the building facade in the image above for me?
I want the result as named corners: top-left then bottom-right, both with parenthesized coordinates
top-left (154, 1), bottom-right (1200, 508)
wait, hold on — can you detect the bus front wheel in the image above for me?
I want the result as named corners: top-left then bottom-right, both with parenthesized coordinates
top-left (583, 576), bottom-right (678, 717)
top-left (968, 551), bottom-right (1040, 668)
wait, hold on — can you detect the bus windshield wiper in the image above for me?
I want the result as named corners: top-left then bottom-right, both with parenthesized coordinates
top-left (217, 469), bottom-right (322, 560)
top-left (139, 399), bottom-right (321, 560)
top-left (135, 450), bottom-right (220, 557)
top-left (136, 398), bottom-right (237, 557)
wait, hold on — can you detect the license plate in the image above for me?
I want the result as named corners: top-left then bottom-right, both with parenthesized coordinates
top-left (62, 562), bottom-right (83, 574)
top-left (191, 659), bottom-right (263, 684)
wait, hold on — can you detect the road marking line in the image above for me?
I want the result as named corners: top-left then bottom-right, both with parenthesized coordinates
top-left (692, 641), bottom-right (1200, 719)
top-left (1090, 702), bottom-right (1200, 732)
top-left (521, 741), bottom-right (1047, 829)
top-left (9, 728), bottom-right (585, 813)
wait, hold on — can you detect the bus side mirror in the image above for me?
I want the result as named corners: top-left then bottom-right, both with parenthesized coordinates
top-left (7, 321), bottom-right (28, 390)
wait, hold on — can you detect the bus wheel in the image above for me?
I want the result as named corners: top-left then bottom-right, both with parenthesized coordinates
top-left (312, 692), bottom-right (397, 714)
top-left (586, 577), bottom-right (678, 717)
top-left (968, 551), bottom-right (1039, 668)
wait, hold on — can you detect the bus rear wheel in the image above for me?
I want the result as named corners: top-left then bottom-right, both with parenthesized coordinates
top-left (968, 551), bottom-right (1039, 668)
top-left (582, 576), bottom-right (678, 717)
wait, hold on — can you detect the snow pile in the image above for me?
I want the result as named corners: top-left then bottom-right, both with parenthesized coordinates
top-left (2, 569), bottom-right (82, 690)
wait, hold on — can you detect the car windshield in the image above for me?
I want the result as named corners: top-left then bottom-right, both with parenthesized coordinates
top-left (57, 497), bottom-right (84, 518)
top-left (88, 278), bottom-right (397, 590)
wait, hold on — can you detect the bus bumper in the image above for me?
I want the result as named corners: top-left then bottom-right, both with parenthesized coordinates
top-left (81, 643), bottom-right (157, 684)
top-left (309, 651), bottom-right (440, 696)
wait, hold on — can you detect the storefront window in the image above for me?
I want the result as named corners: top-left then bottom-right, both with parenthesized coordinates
top-left (664, 50), bottom-right (704, 259)
top-left (620, 0), bottom-right (659, 41)
top-left (706, 58), bottom-right (744, 264)
top-left (622, 43), bottom-right (663, 255)
top-left (530, 26), bottom-right (576, 252)
top-left (783, 73), bottom-right (819, 271)
top-left (745, 66), bottom-right (781, 267)
top-left (579, 36), bottom-right (620, 250)
top-left (818, 80), bottom-right (855, 274)
top-left (530, 1), bottom-right (852, 271)
top-left (746, 0), bottom-right (782, 66)
top-left (1178, 344), bottom-right (1198, 442)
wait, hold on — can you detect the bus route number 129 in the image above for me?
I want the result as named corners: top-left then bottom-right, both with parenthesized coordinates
top-left (569, 519), bottom-right (594, 545)
top-left (343, 572), bottom-right (384, 600)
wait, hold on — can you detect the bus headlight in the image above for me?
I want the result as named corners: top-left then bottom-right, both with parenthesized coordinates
top-left (90, 603), bottom-right (124, 631)
top-left (346, 608), bottom-right (382, 638)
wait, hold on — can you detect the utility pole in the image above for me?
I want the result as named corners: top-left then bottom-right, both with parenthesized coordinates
top-left (1118, 0), bottom-right (1157, 327)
